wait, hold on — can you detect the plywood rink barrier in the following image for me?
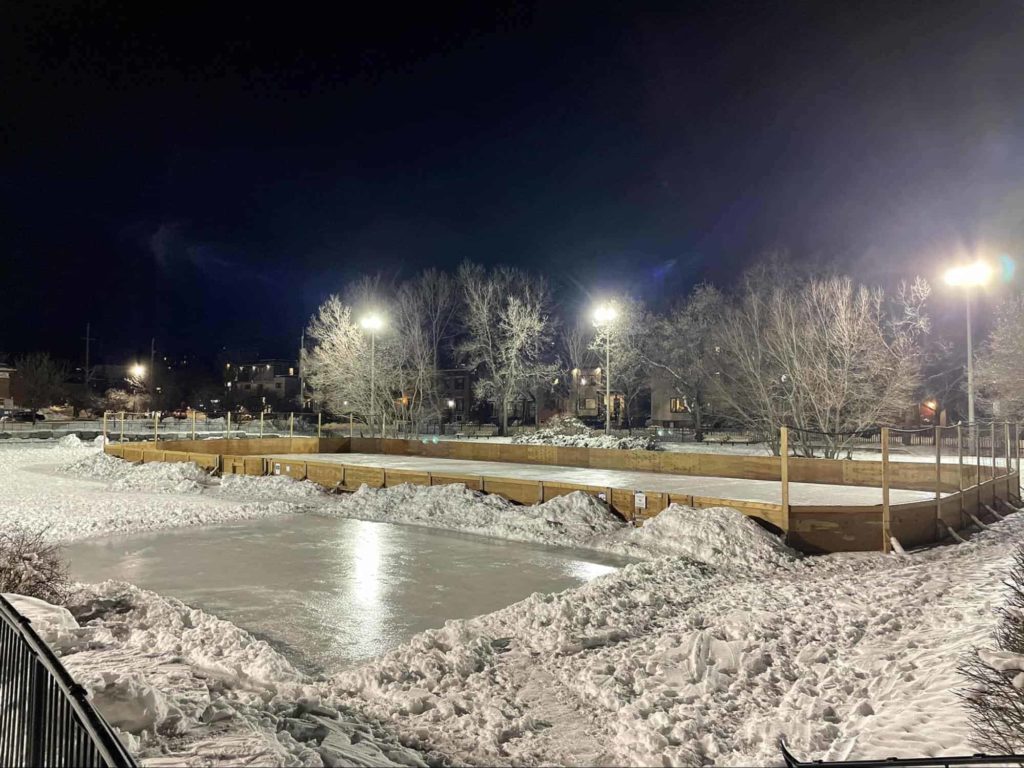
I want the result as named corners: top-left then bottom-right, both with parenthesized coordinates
top-left (104, 433), bottom-right (1020, 554)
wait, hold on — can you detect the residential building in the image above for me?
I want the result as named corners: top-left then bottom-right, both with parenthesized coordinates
top-left (225, 359), bottom-right (300, 410)
top-left (649, 371), bottom-right (693, 428)
top-left (0, 363), bottom-right (15, 408)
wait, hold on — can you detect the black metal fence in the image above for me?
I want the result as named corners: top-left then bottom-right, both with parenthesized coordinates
top-left (0, 595), bottom-right (136, 767)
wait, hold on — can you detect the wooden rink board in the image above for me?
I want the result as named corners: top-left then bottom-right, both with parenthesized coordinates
top-left (104, 438), bottom-right (1020, 553)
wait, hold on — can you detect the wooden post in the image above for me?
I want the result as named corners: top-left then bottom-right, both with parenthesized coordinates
top-left (957, 424), bottom-right (965, 527)
top-left (260, 411), bottom-right (264, 439)
top-left (120, 411), bottom-right (125, 444)
top-left (226, 411), bottom-right (231, 440)
top-left (881, 426), bottom-right (891, 553)
top-left (289, 412), bottom-right (294, 437)
top-left (1005, 422), bottom-right (1012, 498)
top-left (318, 411), bottom-right (322, 438)
top-left (935, 426), bottom-right (942, 537)
top-left (154, 411), bottom-right (159, 443)
top-left (102, 411), bottom-right (107, 443)
top-left (779, 426), bottom-right (790, 540)
top-left (991, 422), bottom-right (997, 504)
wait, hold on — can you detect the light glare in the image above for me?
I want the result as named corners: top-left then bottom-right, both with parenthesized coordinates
top-left (944, 260), bottom-right (993, 288)
top-left (592, 302), bottom-right (617, 326)
top-left (360, 313), bottom-right (384, 331)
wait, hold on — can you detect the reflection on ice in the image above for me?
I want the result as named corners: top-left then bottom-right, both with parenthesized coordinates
top-left (64, 514), bottom-right (630, 673)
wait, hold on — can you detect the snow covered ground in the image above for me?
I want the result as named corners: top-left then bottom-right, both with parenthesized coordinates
top-left (2, 439), bottom-right (1019, 766)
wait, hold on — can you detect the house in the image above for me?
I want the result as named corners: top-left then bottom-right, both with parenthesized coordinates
top-left (0, 363), bottom-right (15, 408)
top-left (559, 367), bottom-right (626, 425)
top-left (438, 368), bottom-right (476, 422)
top-left (649, 371), bottom-right (693, 428)
top-left (225, 359), bottom-right (300, 409)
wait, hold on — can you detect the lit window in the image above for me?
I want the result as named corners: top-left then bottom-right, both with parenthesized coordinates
top-left (670, 398), bottom-right (687, 413)
top-left (289, 367), bottom-right (295, 376)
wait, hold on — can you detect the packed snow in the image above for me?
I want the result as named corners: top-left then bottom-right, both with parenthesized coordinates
top-left (2, 439), bottom-right (1022, 766)
top-left (513, 415), bottom-right (660, 450)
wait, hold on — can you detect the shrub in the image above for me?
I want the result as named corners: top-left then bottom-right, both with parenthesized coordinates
top-left (959, 547), bottom-right (1024, 753)
top-left (0, 529), bottom-right (72, 604)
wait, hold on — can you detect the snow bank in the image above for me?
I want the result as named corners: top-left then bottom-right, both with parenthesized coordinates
top-left (324, 482), bottom-right (795, 571)
top-left (217, 473), bottom-right (328, 500)
top-left (56, 434), bottom-right (83, 448)
top-left (327, 484), bottom-right (629, 549)
top-left (60, 450), bottom-right (213, 494)
top-left (513, 415), bottom-right (660, 450)
top-left (9, 584), bottom-right (427, 766)
top-left (608, 504), bottom-right (795, 570)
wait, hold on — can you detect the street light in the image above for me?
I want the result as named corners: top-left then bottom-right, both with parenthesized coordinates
top-left (592, 301), bottom-right (618, 433)
top-left (944, 259), bottom-right (993, 425)
top-left (130, 363), bottom-right (146, 379)
top-left (360, 313), bottom-right (385, 435)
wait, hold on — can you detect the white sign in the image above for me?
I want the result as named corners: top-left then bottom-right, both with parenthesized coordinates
top-left (597, 492), bottom-right (607, 502)
top-left (634, 492), bottom-right (647, 510)
top-left (273, 463), bottom-right (281, 475)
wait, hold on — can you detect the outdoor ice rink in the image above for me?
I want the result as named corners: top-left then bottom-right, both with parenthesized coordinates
top-left (264, 451), bottom-right (941, 506)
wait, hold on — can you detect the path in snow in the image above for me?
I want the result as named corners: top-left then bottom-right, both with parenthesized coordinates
top-left (266, 451), bottom-right (940, 506)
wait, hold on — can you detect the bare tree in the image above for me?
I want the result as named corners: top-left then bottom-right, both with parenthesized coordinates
top-left (457, 262), bottom-right (555, 434)
top-left (645, 284), bottom-right (724, 439)
top-left (977, 293), bottom-right (1024, 419)
top-left (714, 274), bottom-right (930, 456)
top-left (589, 295), bottom-right (650, 428)
top-left (0, 528), bottom-right (72, 603)
top-left (13, 352), bottom-right (68, 412)
top-left (959, 546), bottom-right (1024, 753)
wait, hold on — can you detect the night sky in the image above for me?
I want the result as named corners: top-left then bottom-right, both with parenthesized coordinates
top-left (4, 0), bottom-right (1024, 365)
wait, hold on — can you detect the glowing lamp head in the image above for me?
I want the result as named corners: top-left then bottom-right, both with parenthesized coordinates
top-left (592, 302), bottom-right (618, 327)
top-left (944, 260), bottom-right (993, 288)
top-left (360, 313), bottom-right (384, 331)
top-left (447, 399), bottom-right (456, 408)
top-left (130, 364), bottom-right (146, 379)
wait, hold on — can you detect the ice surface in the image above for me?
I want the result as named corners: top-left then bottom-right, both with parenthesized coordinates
top-left (267, 451), bottom-right (941, 505)
top-left (64, 514), bottom-right (629, 672)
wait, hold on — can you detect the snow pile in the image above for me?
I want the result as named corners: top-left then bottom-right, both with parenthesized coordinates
top-left (60, 450), bottom-right (136, 481)
top-left (514, 415), bottom-right (659, 450)
top-left (609, 504), bottom-right (795, 570)
top-left (109, 461), bottom-right (213, 494)
top-left (9, 584), bottom-right (426, 766)
top-left (217, 473), bottom-right (328, 500)
top-left (60, 450), bottom-right (213, 494)
top-left (326, 484), bottom-right (629, 548)
top-left (56, 434), bottom-right (83, 448)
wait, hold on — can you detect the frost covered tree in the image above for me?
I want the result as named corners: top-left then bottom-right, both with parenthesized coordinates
top-left (456, 262), bottom-right (555, 434)
top-left (714, 274), bottom-right (930, 457)
top-left (645, 284), bottom-right (724, 439)
top-left (589, 295), bottom-right (650, 428)
top-left (977, 293), bottom-right (1024, 419)
top-left (13, 352), bottom-right (68, 412)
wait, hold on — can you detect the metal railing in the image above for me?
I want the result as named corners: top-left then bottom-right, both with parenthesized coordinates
top-left (0, 595), bottom-right (136, 767)
top-left (781, 739), bottom-right (1024, 767)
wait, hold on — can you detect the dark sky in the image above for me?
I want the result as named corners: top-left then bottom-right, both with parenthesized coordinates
top-left (3, 0), bottom-right (1024, 365)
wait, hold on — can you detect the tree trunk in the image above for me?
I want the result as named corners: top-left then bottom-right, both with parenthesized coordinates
top-left (693, 401), bottom-right (704, 441)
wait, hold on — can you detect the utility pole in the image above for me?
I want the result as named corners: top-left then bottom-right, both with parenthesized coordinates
top-left (82, 322), bottom-right (95, 396)
top-left (150, 337), bottom-right (156, 408)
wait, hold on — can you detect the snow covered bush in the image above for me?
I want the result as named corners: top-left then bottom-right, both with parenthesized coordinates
top-left (959, 546), bottom-right (1024, 753)
top-left (513, 414), bottom-right (660, 450)
top-left (0, 528), bottom-right (72, 603)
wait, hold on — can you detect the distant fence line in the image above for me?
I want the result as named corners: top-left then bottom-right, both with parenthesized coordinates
top-left (0, 595), bottom-right (136, 767)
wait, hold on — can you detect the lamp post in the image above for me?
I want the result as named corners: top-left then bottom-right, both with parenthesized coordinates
top-left (360, 313), bottom-right (384, 435)
top-left (592, 302), bottom-right (618, 434)
top-left (944, 260), bottom-right (993, 425)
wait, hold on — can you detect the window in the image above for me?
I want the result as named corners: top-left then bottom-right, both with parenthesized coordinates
top-left (670, 397), bottom-right (687, 413)
top-left (455, 376), bottom-right (465, 391)
top-left (455, 398), bottom-right (464, 412)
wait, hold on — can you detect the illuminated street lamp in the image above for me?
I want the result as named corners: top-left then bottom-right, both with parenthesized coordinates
top-left (360, 313), bottom-right (385, 434)
top-left (944, 260), bottom-right (993, 424)
top-left (592, 302), bottom-right (618, 433)
top-left (130, 363), bottom-right (146, 380)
